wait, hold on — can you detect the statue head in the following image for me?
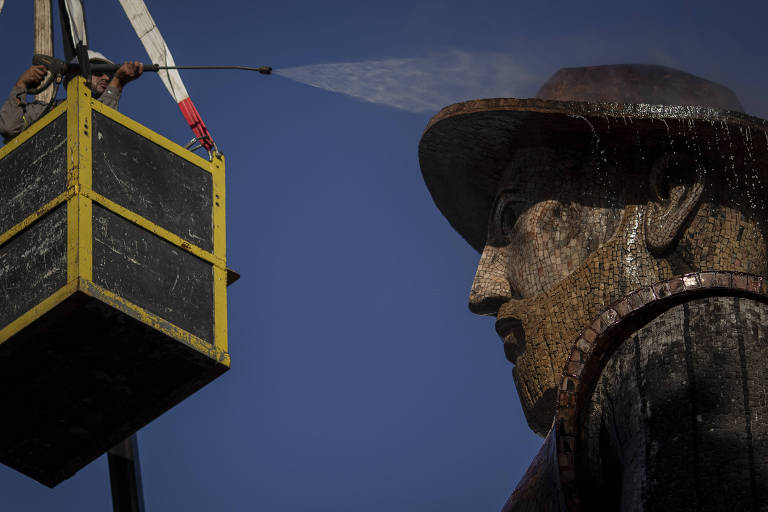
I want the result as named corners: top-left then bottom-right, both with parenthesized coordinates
top-left (419, 64), bottom-right (768, 435)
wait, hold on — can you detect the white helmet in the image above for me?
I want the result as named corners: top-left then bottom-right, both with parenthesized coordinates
top-left (68, 50), bottom-right (114, 65)
top-left (86, 50), bottom-right (113, 65)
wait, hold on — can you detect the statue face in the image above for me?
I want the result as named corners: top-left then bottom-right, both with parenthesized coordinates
top-left (470, 148), bottom-right (622, 312)
top-left (467, 145), bottom-right (768, 435)
top-left (468, 148), bottom-right (635, 434)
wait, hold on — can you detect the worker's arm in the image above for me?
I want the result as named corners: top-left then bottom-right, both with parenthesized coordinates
top-left (0, 66), bottom-right (48, 143)
top-left (100, 61), bottom-right (144, 110)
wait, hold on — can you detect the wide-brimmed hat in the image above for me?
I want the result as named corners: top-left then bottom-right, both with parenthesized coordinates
top-left (418, 64), bottom-right (768, 253)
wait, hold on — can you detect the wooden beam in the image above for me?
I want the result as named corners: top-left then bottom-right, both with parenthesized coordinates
top-left (34, 0), bottom-right (55, 103)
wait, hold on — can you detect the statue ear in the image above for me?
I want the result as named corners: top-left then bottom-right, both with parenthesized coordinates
top-left (644, 152), bottom-right (705, 255)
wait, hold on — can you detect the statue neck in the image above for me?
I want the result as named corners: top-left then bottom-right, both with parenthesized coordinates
top-left (580, 296), bottom-right (768, 511)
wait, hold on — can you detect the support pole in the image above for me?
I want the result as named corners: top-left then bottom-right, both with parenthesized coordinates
top-left (34, 0), bottom-right (55, 103)
top-left (107, 435), bottom-right (146, 512)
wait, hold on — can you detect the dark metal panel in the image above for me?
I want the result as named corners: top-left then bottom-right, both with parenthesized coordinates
top-left (91, 112), bottom-right (213, 252)
top-left (92, 204), bottom-right (214, 342)
top-left (0, 292), bottom-right (226, 487)
top-left (0, 115), bottom-right (67, 235)
top-left (0, 204), bottom-right (67, 330)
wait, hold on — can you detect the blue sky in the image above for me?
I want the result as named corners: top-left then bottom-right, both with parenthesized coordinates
top-left (1, 1), bottom-right (767, 510)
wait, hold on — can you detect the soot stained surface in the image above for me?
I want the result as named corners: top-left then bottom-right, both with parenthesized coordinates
top-left (91, 112), bottom-right (213, 252)
top-left (0, 115), bottom-right (66, 234)
top-left (91, 204), bottom-right (214, 342)
top-left (0, 204), bottom-right (67, 330)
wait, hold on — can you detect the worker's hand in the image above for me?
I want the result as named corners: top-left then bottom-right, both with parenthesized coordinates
top-left (15, 65), bottom-right (47, 89)
top-left (111, 61), bottom-right (144, 88)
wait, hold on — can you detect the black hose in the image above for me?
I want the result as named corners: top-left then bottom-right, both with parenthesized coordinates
top-left (25, 72), bottom-right (58, 96)
top-left (40, 78), bottom-right (62, 117)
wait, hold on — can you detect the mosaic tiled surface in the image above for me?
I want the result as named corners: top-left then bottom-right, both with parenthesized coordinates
top-left (419, 64), bottom-right (768, 510)
top-left (468, 158), bottom-right (768, 509)
top-left (468, 142), bottom-right (768, 435)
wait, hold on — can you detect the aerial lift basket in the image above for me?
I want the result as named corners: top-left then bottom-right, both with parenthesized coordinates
top-left (0, 77), bottom-right (232, 487)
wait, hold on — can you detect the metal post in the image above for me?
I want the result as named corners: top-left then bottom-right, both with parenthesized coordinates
top-left (107, 434), bottom-right (146, 512)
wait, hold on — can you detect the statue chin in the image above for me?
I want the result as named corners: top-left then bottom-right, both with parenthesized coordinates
top-left (513, 371), bottom-right (556, 437)
top-left (498, 206), bottom-right (672, 435)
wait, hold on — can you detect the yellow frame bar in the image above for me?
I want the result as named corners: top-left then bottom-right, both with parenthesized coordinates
top-left (66, 77), bottom-right (93, 283)
top-left (90, 100), bottom-right (212, 171)
top-left (211, 154), bottom-right (228, 353)
top-left (87, 190), bottom-right (223, 267)
top-left (0, 190), bottom-right (72, 247)
top-left (79, 279), bottom-right (230, 366)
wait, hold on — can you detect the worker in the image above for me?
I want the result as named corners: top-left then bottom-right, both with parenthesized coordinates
top-left (0, 51), bottom-right (143, 143)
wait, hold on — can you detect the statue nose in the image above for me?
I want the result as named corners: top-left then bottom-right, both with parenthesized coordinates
top-left (469, 245), bottom-right (512, 315)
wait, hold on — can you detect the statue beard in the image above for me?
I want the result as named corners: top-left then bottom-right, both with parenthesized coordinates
top-left (497, 205), bottom-right (671, 436)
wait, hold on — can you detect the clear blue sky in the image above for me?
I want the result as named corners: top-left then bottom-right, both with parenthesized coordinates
top-left (1, 1), bottom-right (767, 510)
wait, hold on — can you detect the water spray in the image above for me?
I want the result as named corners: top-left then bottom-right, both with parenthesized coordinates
top-left (273, 51), bottom-right (542, 113)
top-left (31, 50), bottom-right (541, 115)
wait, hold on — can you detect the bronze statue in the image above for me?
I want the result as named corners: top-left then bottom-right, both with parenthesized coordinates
top-left (419, 64), bottom-right (768, 511)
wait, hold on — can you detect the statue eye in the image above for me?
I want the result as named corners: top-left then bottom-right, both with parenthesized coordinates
top-left (501, 204), bottom-right (518, 240)
top-left (490, 192), bottom-right (519, 244)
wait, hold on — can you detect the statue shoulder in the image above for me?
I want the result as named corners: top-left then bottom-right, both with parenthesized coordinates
top-left (501, 427), bottom-right (567, 512)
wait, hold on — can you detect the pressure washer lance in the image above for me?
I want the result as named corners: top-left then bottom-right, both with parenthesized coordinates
top-left (27, 54), bottom-right (271, 96)
top-left (95, 63), bottom-right (274, 74)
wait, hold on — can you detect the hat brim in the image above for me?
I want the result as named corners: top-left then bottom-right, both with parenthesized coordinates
top-left (418, 97), bottom-right (768, 253)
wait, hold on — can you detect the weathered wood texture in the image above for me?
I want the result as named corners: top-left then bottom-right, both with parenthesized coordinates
top-left (92, 112), bottom-right (214, 252)
top-left (0, 204), bottom-right (66, 330)
top-left (92, 204), bottom-right (214, 342)
top-left (33, 0), bottom-right (54, 103)
top-left (0, 115), bottom-right (66, 234)
top-left (580, 296), bottom-right (768, 511)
